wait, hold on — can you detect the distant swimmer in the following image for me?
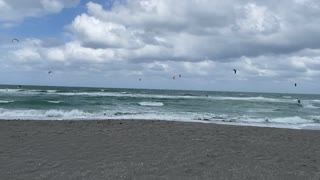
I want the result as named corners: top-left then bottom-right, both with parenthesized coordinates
top-left (173, 76), bottom-right (175, 80)
top-left (294, 83), bottom-right (297, 87)
top-left (12, 38), bottom-right (19, 43)
top-left (139, 78), bottom-right (141, 81)
top-left (233, 69), bottom-right (237, 74)
top-left (48, 71), bottom-right (53, 74)
top-left (179, 74), bottom-right (182, 78)
top-left (298, 99), bottom-right (301, 104)
top-left (206, 94), bottom-right (208, 97)
top-left (18, 85), bottom-right (22, 88)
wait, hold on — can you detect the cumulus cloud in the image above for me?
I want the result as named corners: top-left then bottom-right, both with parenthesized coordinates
top-left (68, 13), bottom-right (144, 49)
top-left (234, 3), bottom-right (280, 34)
top-left (0, 0), bottom-right (79, 26)
top-left (65, 0), bottom-right (320, 61)
top-left (2, 0), bottom-right (320, 92)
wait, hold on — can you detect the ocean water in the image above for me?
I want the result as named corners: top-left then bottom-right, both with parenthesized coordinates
top-left (1, 85), bottom-right (320, 129)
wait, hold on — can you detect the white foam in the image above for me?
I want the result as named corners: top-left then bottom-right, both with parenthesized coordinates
top-left (267, 116), bottom-right (310, 124)
top-left (0, 89), bottom-right (39, 95)
top-left (48, 101), bottom-right (62, 104)
top-left (47, 91), bottom-right (296, 104)
top-left (209, 96), bottom-right (294, 103)
top-left (0, 107), bottom-right (318, 130)
top-left (0, 88), bottom-right (300, 104)
top-left (138, 102), bottom-right (164, 107)
top-left (282, 96), bottom-right (292, 98)
top-left (246, 108), bottom-right (275, 113)
top-left (309, 116), bottom-right (320, 122)
top-left (0, 89), bottom-right (20, 93)
top-left (44, 109), bottom-right (90, 118)
top-left (0, 100), bottom-right (14, 103)
top-left (302, 101), bottom-right (320, 109)
top-left (0, 108), bottom-right (93, 120)
top-left (47, 90), bottom-right (57, 93)
top-left (311, 100), bottom-right (320, 104)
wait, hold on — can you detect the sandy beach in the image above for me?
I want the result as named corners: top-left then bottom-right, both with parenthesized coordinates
top-left (1, 120), bottom-right (320, 180)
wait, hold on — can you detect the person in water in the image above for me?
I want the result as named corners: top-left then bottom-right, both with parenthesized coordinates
top-left (298, 99), bottom-right (301, 104)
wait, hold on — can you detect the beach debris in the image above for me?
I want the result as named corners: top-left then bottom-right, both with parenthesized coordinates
top-left (12, 38), bottom-right (19, 43)
top-left (173, 76), bottom-right (175, 80)
top-left (139, 78), bottom-right (141, 81)
top-left (233, 69), bottom-right (237, 74)
top-left (179, 74), bottom-right (182, 78)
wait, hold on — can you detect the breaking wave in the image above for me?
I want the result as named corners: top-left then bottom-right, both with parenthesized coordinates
top-left (138, 102), bottom-right (164, 107)
top-left (0, 100), bottom-right (14, 104)
top-left (48, 101), bottom-right (63, 104)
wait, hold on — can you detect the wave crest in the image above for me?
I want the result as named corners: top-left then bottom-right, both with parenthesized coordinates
top-left (48, 101), bottom-right (62, 104)
top-left (0, 100), bottom-right (14, 104)
top-left (138, 102), bottom-right (164, 107)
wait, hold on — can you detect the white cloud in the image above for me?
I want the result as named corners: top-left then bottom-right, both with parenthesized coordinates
top-left (2, 0), bottom-right (320, 92)
top-left (0, 0), bottom-right (79, 25)
top-left (68, 13), bottom-right (144, 49)
top-left (41, 0), bottom-right (65, 13)
top-left (234, 3), bottom-right (280, 34)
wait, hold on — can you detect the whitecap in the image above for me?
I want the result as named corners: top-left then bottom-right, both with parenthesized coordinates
top-left (48, 101), bottom-right (62, 104)
top-left (138, 102), bottom-right (164, 107)
top-left (311, 100), bottom-right (320, 104)
top-left (0, 89), bottom-right (20, 93)
top-left (47, 90), bottom-right (57, 93)
top-left (267, 116), bottom-right (310, 124)
top-left (282, 96), bottom-right (292, 98)
top-left (0, 108), bottom-right (93, 120)
top-left (0, 100), bottom-right (14, 103)
top-left (209, 96), bottom-right (293, 103)
top-left (44, 109), bottom-right (90, 118)
top-left (299, 100), bottom-right (320, 109)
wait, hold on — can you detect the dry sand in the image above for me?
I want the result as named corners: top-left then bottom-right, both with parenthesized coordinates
top-left (1, 120), bottom-right (320, 180)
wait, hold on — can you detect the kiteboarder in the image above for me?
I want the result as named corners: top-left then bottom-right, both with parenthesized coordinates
top-left (12, 38), bottom-right (19, 43)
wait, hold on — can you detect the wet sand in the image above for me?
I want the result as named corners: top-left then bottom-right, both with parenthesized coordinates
top-left (1, 120), bottom-right (320, 180)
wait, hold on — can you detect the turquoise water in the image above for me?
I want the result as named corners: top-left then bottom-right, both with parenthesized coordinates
top-left (1, 85), bottom-right (320, 129)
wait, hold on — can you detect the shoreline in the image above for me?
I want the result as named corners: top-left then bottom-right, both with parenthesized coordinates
top-left (1, 118), bottom-right (320, 131)
top-left (1, 119), bottom-right (320, 179)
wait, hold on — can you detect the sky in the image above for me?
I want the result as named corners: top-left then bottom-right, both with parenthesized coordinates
top-left (0, 0), bottom-right (320, 94)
